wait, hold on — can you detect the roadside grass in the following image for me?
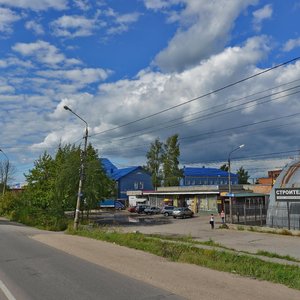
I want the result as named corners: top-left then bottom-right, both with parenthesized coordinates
top-left (228, 224), bottom-right (300, 237)
top-left (255, 250), bottom-right (300, 263)
top-left (148, 234), bottom-right (300, 263)
top-left (67, 226), bottom-right (300, 290)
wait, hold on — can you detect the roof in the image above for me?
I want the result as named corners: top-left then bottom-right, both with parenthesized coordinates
top-left (100, 158), bottom-right (141, 180)
top-left (184, 167), bottom-right (237, 177)
top-left (111, 167), bottom-right (140, 180)
top-left (100, 158), bottom-right (118, 174)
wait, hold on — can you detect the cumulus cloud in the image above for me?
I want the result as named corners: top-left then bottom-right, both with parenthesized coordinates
top-left (150, 0), bottom-right (257, 72)
top-left (103, 8), bottom-right (141, 35)
top-left (0, 7), bottom-right (21, 33)
top-left (252, 4), bottom-right (273, 31)
top-left (51, 15), bottom-right (96, 38)
top-left (143, 0), bottom-right (173, 10)
top-left (25, 20), bottom-right (44, 35)
top-left (12, 40), bottom-right (81, 66)
top-left (74, 0), bottom-right (91, 11)
top-left (283, 38), bottom-right (300, 52)
top-left (37, 68), bottom-right (113, 85)
top-left (0, 0), bottom-right (68, 11)
top-left (36, 35), bottom-right (281, 166)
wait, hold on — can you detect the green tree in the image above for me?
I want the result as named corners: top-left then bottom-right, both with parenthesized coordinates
top-left (24, 151), bottom-right (56, 209)
top-left (237, 166), bottom-right (250, 184)
top-left (162, 134), bottom-right (182, 186)
top-left (83, 144), bottom-right (114, 215)
top-left (9, 143), bottom-right (114, 230)
top-left (53, 144), bottom-right (81, 211)
top-left (146, 138), bottom-right (163, 189)
top-left (220, 164), bottom-right (229, 172)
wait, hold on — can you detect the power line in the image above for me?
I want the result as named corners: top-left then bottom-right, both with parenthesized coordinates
top-left (89, 56), bottom-right (300, 138)
top-left (93, 84), bottom-right (300, 143)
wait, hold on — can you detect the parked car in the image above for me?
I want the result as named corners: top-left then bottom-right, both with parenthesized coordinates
top-left (173, 207), bottom-right (194, 219)
top-left (128, 206), bottom-right (136, 213)
top-left (135, 205), bottom-right (150, 214)
top-left (161, 206), bottom-right (175, 216)
top-left (144, 206), bottom-right (161, 215)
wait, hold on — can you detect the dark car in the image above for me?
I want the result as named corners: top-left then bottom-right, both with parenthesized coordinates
top-left (144, 206), bottom-right (161, 215)
top-left (173, 207), bottom-right (194, 219)
top-left (135, 205), bottom-right (150, 214)
top-left (161, 206), bottom-right (175, 216)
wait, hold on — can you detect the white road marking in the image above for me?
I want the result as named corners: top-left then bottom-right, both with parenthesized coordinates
top-left (0, 280), bottom-right (17, 300)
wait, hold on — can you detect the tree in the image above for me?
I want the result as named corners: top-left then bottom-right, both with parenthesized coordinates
top-left (220, 164), bottom-right (229, 172)
top-left (146, 138), bottom-right (163, 189)
top-left (237, 166), bottom-right (250, 184)
top-left (83, 144), bottom-right (114, 215)
top-left (16, 142), bottom-right (114, 229)
top-left (0, 160), bottom-right (16, 194)
top-left (162, 134), bottom-right (182, 186)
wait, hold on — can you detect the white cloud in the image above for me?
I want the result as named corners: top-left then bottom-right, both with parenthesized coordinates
top-left (0, 7), bottom-right (21, 33)
top-left (0, 0), bottom-right (68, 11)
top-left (37, 68), bottom-right (112, 85)
top-left (25, 20), bottom-right (44, 35)
top-left (283, 38), bottom-right (300, 52)
top-left (51, 15), bottom-right (96, 38)
top-left (252, 4), bottom-right (272, 31)
top-left (103, 8), bottom-right (141, 35)
top-left (143, 0), bottom-right (173, 10)
top-left (151, 0), bottom-right (257, 72)
top-left (12, 40), bottom-right (82, 66)
top-left (74, 0), bottom-right (91, 11)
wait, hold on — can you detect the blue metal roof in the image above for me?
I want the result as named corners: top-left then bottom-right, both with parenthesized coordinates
top-left (111, 167), bottom-right (140, 180)
top-left (100, 158), bottom-right (140, 180)
top-left (184, 167), bottom-right (237, 177)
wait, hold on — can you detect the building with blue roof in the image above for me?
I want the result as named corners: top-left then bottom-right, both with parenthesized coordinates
top-left (100, 158), bottom-right (153, 199)
top-left (181, 166), bottom-right (238, 186)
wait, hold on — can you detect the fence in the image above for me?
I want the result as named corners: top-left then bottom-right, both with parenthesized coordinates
top-left (267, 204), bottom-right (300, 230)
top-left (224, 203), bottom-right (267, 226)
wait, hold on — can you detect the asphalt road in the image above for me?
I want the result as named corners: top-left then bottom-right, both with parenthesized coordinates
top-left (0, 219), bottom-right (183, 300)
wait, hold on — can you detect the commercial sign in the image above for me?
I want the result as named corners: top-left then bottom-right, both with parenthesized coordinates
top-left (275, 188), bottom-right (300, 202)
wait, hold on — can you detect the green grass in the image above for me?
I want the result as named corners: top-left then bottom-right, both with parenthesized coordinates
top-left (67, 226), bottom-right (300, 290)
top-left (256, 250), bottom-right (300, 263)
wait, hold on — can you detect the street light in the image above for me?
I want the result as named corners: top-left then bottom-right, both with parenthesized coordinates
top-left (228, 144), bottom-right (244, 223)
top-left (0, 148), bottom-right (9, 196)
top-left (64, 106), bottom-right (88, 230)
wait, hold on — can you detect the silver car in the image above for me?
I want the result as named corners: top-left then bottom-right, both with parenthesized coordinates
top-left (161, 206), bottom-right (175, 216)
top-left (173, 207), bottom-right (194, 219)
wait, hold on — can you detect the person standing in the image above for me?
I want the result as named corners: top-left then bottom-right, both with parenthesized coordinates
top-left (209, 214), bottom-right (214, 229)
top-left (220, 210), bottom-right (225, 224)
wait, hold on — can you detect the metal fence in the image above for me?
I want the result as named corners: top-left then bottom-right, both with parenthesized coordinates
top-left (224, 204), bottom-right (267, 226)
top-left (266, 204), bottom-right (300, 230)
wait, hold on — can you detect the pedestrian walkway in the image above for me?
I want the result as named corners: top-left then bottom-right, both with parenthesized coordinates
top-left (120, 214), bottom-right (300, 261)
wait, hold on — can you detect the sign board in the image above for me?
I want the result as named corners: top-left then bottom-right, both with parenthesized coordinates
top-left (275, 188), bottom-right (300, 202)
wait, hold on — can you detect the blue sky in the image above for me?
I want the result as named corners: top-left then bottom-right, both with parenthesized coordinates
top-left (1, 0), bottom-right (300, 185)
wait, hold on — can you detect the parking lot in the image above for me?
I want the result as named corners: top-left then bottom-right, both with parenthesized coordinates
top-left (91, 210), bottom-right (300, 260)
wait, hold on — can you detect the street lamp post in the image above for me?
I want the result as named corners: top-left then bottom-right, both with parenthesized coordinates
top-left (0, 148), bottom-right (9, 196)
top-left (228, 144), bottom-right (244, 223)
top-left (64, 106), bottom-right (88, 230)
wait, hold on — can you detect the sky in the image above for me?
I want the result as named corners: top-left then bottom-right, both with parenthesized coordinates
top-left (1, 0), bottom-right (300, 185)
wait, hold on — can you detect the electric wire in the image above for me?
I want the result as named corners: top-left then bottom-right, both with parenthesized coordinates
top-left (88, 56), bottom-right (300, 138)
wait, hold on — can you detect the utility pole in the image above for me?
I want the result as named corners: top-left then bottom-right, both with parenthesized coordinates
top-left (64, 106), bottom-right (88, 230)
top-left (228, 144), bottom-right (245, 223)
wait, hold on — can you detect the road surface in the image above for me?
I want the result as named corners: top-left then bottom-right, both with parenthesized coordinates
top-left (0, 218), bottom-right (182, 300)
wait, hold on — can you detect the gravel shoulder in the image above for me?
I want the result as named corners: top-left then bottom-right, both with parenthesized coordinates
top-left (32, 232), bottom-right (300, 300)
